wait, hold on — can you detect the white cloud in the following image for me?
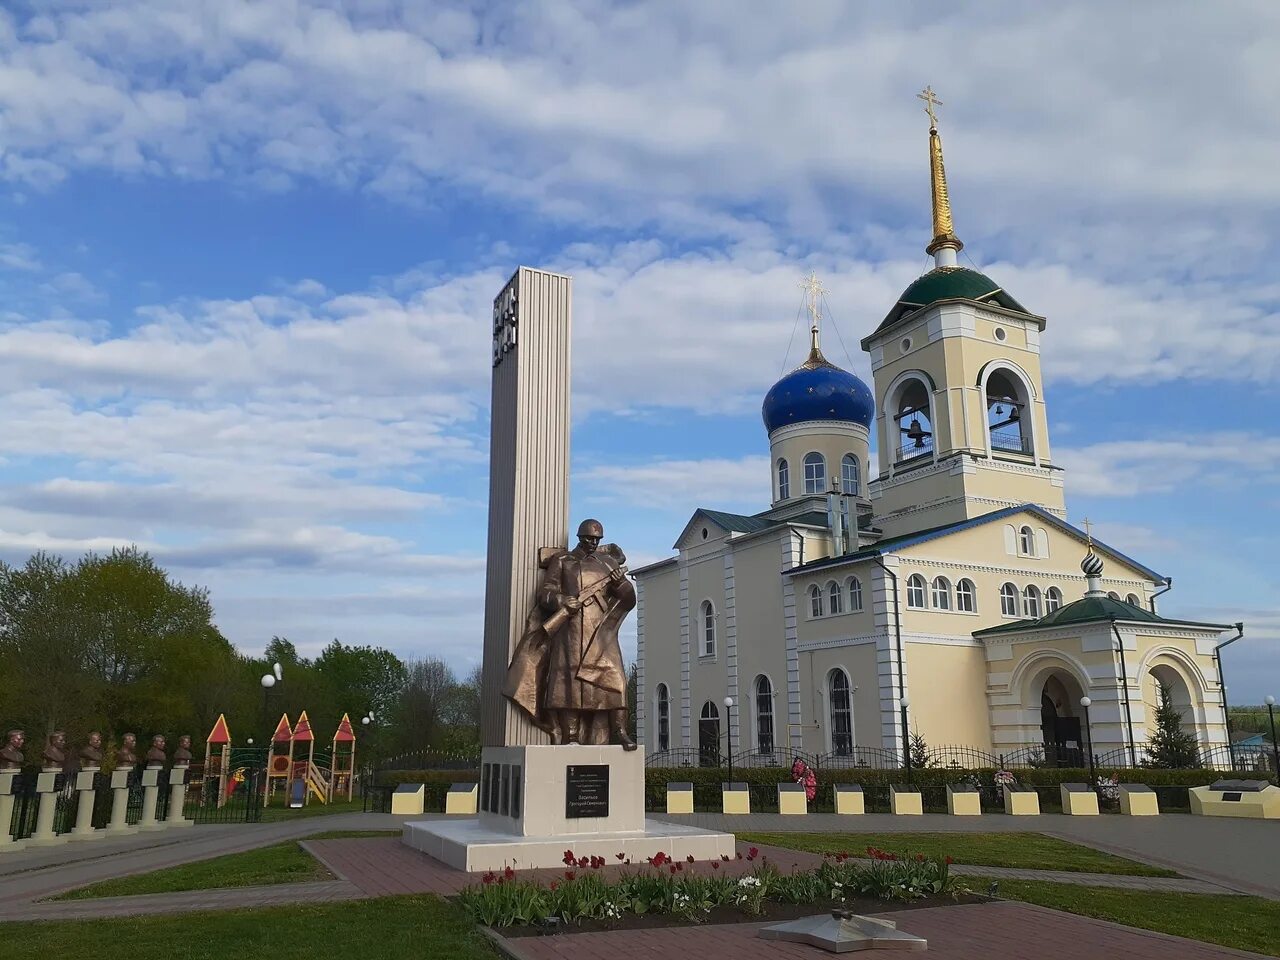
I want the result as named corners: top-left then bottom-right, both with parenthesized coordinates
top-left (1057, 433), bottom-right (1280, 497)
top-left (578, 456), bottom-right (769, 511)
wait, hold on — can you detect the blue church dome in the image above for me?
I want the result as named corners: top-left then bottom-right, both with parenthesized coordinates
top-left (762, 352), bottom-right (874, 434)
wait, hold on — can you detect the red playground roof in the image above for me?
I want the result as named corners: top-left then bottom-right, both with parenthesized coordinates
top-left (333, 712), bottom-right (356, 743)
top-left (206, 714), bottom-right (231, 745)
top-left (292, 710), bottom-right (315, 742)
top-left (271, 714), bottom-right (293, 743)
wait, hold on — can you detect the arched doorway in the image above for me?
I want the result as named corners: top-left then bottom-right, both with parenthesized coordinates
top-left (698, 700), bottom-right (720, 766)
top-left (1039, 673), bottom-right (1085, 766)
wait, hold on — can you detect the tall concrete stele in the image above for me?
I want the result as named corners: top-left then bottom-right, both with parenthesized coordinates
top-left (402, 267), bottom-right (734, 871)
top-left (480, 266), bottom-right (573, 748)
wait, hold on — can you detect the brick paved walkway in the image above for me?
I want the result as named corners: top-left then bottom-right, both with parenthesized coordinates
top-left (496, 901), bottom-right (1272, 960)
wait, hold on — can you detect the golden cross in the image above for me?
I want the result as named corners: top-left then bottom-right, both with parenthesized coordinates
top-left (799, 271), bottom-right (826, 325)
top-left (917, 86), bottom-right (943, 129)
top-left (1082, 517), bottom-right (1094, 546)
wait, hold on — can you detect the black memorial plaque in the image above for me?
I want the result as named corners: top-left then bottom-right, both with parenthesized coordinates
top-left (566, 764), bottom-right (610, 819)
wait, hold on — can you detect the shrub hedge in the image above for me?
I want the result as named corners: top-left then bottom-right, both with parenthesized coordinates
top-left (377, 764), bottom-right (1258, 814)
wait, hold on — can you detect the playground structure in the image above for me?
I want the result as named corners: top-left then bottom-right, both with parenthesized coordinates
top-left (203, 711), bottom-right (357, 807)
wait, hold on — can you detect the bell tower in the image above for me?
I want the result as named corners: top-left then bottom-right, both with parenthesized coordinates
top-left (861, 89), bottom-right (1066, 538)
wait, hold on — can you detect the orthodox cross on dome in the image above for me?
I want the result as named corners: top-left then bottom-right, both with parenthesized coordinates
top-left (1082, 516), bottom-right (1094, 546)
top-left (799, 271), bottom-right (828, 363)
top-left (917, 85), bottom-right (943, 130)
top-left (917, 86), bottom-right (964, 267)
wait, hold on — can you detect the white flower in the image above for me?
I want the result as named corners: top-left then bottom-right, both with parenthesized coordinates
top-left (737, 876), bottom-right (762, 889)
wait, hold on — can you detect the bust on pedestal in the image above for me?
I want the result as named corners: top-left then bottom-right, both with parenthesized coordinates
top-left (166, 735), bottom-right (194, 828)
top-left (71, 732), bottom-right (106, 841)
top-left (138, 735), bottom-right (167, 832)
top-left (0, 730), bottom-right (26, 852)
top-left (29, 732), bottom-right (69, 846)
top-left (105, 734), bottom-right (139, 836)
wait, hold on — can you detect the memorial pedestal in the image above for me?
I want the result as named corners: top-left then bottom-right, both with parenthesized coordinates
top-left (403, 745), bottom-right (734, 872)
top-left (28, 768), bottom-right (66, 847)
top-left (0, 772), bottom-right (25, 853)
top-left (138, 766), bottom-right (165, 832)
top-left (70, 768), bottom-right (104, 840)
top-left (166, 765), bottom-right (192, 828)
top-left (104, 769), bottom-right (137, 836)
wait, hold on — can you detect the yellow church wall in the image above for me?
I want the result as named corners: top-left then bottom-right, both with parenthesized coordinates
top-left (636, 562), bottom-right (682, 749)
top-left (1131, 633), bottom-right (1223, 741)
top-left (769, 422), bottom-right (871, 507)
top-left (905, 642), bottom-right (993, 751)
top-left (731, 535), bottom-right (792, 751)
top-left (800, 643), bottom-right (881, 753)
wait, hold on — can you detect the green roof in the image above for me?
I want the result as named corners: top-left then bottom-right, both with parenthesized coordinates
top-left (974, 595), bottom-right (1229, 638)
top-left (698, 509), bottom-right (775, 534)
top-left (870, 267), bottom-right (1032, 337)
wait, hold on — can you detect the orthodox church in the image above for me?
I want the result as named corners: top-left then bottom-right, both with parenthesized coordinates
top-left (633, 93), bottom-right (1237, 768)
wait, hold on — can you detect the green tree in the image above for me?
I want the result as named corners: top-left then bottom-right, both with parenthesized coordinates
top-left (1146, 684), bottom-right (1201, 768)
top-left (908, 729), bottom-right (935, 770)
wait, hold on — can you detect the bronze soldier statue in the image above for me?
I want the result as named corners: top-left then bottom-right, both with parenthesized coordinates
top-left (117, 733), bottom-right (139, 767)
top-left (42, 731), bottom-right (67, 769)
top-left (504, 519), bottom-right (637, 749)
top-left (0, 730), bottom-right (23, 770)
top-left (146, 734), bottom-right (167, 765)
top-left (79, 732), bottom-right (104, 767)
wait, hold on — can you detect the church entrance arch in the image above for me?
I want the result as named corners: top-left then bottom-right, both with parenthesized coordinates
top-left (699, 700), bottom-right (721, 766)
top-left (1038, 672), bottom-right (1085, 766)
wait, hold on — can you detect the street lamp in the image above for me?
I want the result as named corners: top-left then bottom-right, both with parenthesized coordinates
top-left (899, 695), bottom-right (911, 782)
top-left (1079, 697), bottom-right (1096, 786)
top-left (723, 697), bottom-right (735, 785)
top-left (1265, 696), bottom-right (1279, 782)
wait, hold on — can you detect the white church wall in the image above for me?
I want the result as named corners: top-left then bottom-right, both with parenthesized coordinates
top-left (730, 534), bottom-right (790, 755)
top-left (800, 644), bottom-right (880, 754)
top-left (634, 561), bottom-right (680, 750)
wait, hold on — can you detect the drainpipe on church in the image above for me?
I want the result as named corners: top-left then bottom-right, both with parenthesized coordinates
top-left (1150, 577), bottom-right (1173, 615)
top-left (1109, 618), bottom-right (1138, 767)
top-left (874, 557), bottom-right (909, 770)
top-left (1214, 623), bottom-right (1245, 770)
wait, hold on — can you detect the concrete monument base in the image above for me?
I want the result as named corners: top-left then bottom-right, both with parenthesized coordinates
top-left (403, 816), bottom-right (735, 872)
top-left (403, 743), bottom-right (733, 870)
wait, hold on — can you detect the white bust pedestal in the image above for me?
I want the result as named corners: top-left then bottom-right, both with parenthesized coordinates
top-left (70, 767), bottom-right (104, 840)
top-left (137, 765), bottom-right (166, 831)
top-left (403, 744), bottom-right (734, 871)
top-left (165, 764), bottom-right (192, 828)
top-left (0, 771), bottom-right (26, 853)
top-left (28, 767), bottom-right (67, 847)
top-left (104, 768), bottom-right (137, 836)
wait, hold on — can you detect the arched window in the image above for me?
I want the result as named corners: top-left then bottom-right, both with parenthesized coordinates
top-left (906, 574), bottom-right (927, 609)
top-left (1000, 582), bottom-right (1019, 617)
top-left (827, 580), bottom-right (843, 615)
top-left (893, 378), bottom-right (933, 462)
top-left (847, 576), bottom-right (863, 611)
top-left (803, 452), bottom-right (827, 494)
top-left (1125, 593), bottom-right (1141, 606)
top-left (777, 458), bottom-right (790, 501)
top-left (754, 675), bottom-right (774, 754)
top-left (699, 700), bottom-right (720, 766)
top-left (841, 454), bottom-right (860, 495)
top-left (700, 600), bottom-right (716, 657)
top-left (1023, 584), bottom-right (1041, 618)
top-left (956, 578), bottom-right (976, 612)
top-left (1107, 591), bottom-right (1121, 601)
top-left (1045, 587), bottom-right (1063, 613)
top-left (655, 683), bottom-right (670, 752)
top-left (809, 584), bottom-right (824, 618)
top-left (986, 368), bottom-right (1032, 456)
top-left (931, 576), bottom-right (951, 610)
top-left (1019, 525), bottom-right (1035, 556)
top-left (828, 669), bottom-right (853, 756)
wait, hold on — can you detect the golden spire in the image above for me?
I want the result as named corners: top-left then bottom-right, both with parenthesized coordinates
top-left (917, 86), bottom-right (963, 266)
top-left (799, 271), bottom-right (827, 364)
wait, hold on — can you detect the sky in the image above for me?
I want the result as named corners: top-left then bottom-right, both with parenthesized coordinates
top-left (0, 1), bottom-right (1277, 702)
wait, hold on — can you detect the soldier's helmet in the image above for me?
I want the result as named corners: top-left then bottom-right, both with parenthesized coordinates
top-left (577, 518), bottom-right (604, 540)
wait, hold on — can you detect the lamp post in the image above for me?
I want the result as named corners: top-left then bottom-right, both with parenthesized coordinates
top-left (723, 697), bottom-right (735, 785)
top-left (900, 695), bottom-right (912, 783)
top-left (361, 711), bottom-right (377, 811)
top-left (1079, 697), bottom-right (1096, 786)
top-left (1266, 696), bottom-right (1279, 783)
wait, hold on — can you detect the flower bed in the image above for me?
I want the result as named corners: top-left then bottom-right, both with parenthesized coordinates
top-left (457, 846), bottom-right (976, 934)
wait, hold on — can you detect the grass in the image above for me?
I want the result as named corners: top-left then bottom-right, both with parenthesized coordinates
top-left (740, 831), bottom-right (1178, 877)
top-left (1, 895), bottom-right (499, 960)
top-left (52, 839), bottom-right (333, 900)
top-left (979, 877), bottom-right (1280, 957)
top-left (256, 797), bottom-right (367, 822)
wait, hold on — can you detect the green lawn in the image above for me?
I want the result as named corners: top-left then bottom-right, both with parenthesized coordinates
top-left (52, 839), bottom-right (332, 900)
top-left (740, 832), bottom-right (1177, 877)
top-left (980, 877), bottom-right (1280, 957)
top-left (2, 895), bottom-right (498, 960)
top-left (256, 797), bottom-right (368, 822)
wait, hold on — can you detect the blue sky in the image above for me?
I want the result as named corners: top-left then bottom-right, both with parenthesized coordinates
top-left (0, 2), bottom-right (1276, 701)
